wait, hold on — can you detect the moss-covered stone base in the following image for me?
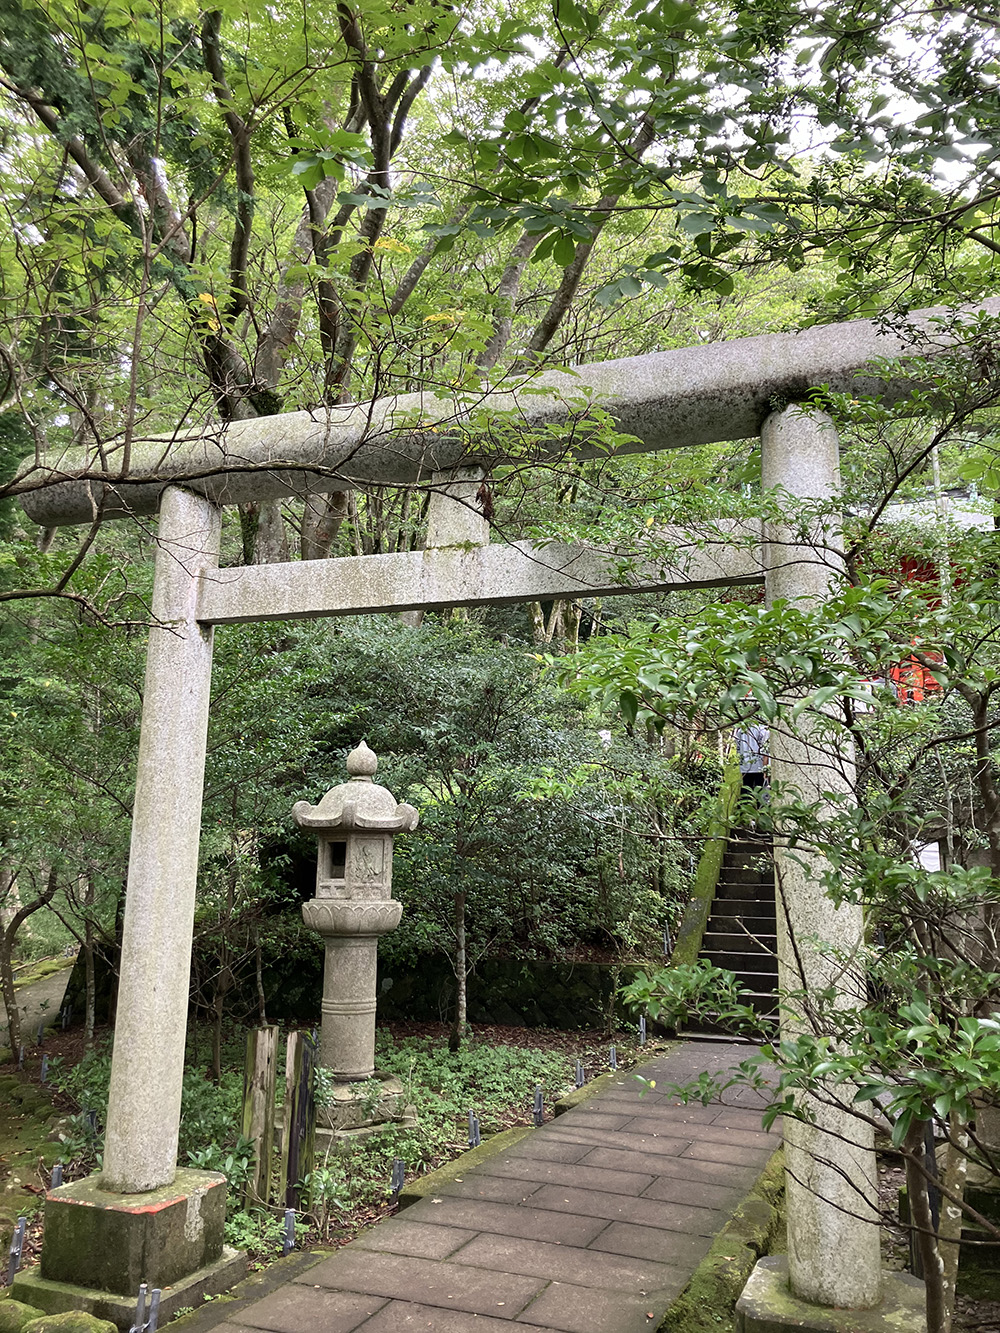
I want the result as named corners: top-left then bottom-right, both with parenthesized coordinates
top-left (736, 1257), bottom-right (925, 1333)
top-left (11, 1247), bottom-right (246, 1333)
top-left (38, 1169), bottom-right (227, 1295)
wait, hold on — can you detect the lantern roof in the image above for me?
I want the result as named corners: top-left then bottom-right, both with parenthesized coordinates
top-left (292, 741), bottom-right (419, 834)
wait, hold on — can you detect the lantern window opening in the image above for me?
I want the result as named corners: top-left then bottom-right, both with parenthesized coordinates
top-left (327, 839), bottom-right (348, 879)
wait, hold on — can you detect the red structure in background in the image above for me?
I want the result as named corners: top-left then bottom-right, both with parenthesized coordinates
top-left (889, 653), bottom-right (942, 704)
top-left (873, 553), bottom-right (945, 705)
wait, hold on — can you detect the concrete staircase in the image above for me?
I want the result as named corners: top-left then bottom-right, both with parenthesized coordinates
top-left (693, 833), bottom-right (778, 1036)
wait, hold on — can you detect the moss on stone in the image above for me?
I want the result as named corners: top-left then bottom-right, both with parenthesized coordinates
top-left (659, 1148), bottom-right (785, 1333)
top-left (0, 1300), bottom-right (46, 1333)
top-left (670, 762), bottom-right (742, 968)
top-left (12, 958), bottom-right (75, 991)
top-left (22, 1316), bottom-right (117, 1333)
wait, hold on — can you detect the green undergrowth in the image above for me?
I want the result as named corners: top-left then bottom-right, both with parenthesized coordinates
top-left (44, 1026), bottom-right (589, 1263)
top-left (0, 1072), bottom-right (64, 1249)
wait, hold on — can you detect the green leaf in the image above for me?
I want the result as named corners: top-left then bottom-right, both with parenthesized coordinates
top-left (619, 690), bottom-right (639, 725)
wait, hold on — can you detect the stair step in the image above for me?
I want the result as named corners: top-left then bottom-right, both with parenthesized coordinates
top-left (715, 883), bottom-right (774, 903)
top-left (709, 902), bottom-right (776, 922)
top-left (719, 868), bottom-right (773, 886)
top-left (703, 930), bottom-right (777, 950)
top-left (702, 952), bottom-right (778, 975)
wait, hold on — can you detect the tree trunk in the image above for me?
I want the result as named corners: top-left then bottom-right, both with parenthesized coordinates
top-left (84, 874), bottom-right (96, 1046)
top-left (210, 967), bottom-right (231, 1084)
top-left (449, 891), bottom-right (467, 1052)
top-left (108, 877), bottom-right (126, 1029)
top-left (301, 491), bottom-right (349, 561)
top-left (253, 499), bottom-right (290, 564)
top-left (0, 913), bottom-right (21, 1055)
top-left (938, 1113), bottom-right (968, 1329)
top-left (905, 1118), bottom-right (948, 1333)
top-left (1, 866), bottom-right (59, 1054)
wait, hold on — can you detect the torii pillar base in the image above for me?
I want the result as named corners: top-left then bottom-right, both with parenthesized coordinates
top-left (12, 1169), bottom-right (246, 1331)
top-left (737, 1258), bottom-right (926, 1333)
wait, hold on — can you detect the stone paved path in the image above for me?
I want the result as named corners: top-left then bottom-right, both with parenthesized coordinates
top-left (211, 1041), bottom-right (778, 1333)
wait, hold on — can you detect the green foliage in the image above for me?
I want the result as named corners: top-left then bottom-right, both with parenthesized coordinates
top-left (621, 962), bottom-right (763, 1038)
top-left (48, 1041), bottom-right (249, 1169)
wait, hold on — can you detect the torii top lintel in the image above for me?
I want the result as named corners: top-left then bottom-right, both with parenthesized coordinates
top-left (19, 299), bottom-right (1000, 529)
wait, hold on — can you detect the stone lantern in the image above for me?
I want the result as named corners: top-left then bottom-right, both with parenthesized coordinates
top-left (293, 741), bottom-right (417, 1098)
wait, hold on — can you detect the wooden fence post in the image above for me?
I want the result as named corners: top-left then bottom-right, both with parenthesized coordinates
top-left (241, 1025), bottom-right (278, 1208)
top-left (278, 1031), bottom-right (317, 1211)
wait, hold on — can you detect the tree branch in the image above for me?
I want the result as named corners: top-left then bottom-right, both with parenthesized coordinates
top-left (202, 10), bottom-right (256, 317)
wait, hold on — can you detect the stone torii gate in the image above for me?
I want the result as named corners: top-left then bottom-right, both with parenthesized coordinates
top-left (17, 300), bottom-right (998, 1328)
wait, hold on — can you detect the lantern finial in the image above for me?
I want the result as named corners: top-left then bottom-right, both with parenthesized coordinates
top-left (346, 739), bottom-right (377, 780)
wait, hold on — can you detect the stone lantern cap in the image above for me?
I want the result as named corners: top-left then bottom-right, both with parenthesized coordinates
top-left (292, 741), bottom-right (419, 834)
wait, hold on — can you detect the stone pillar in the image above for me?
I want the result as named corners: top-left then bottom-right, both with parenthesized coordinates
top-left (103, 486), bottom-right (221, 1194)
top-left (425, 466), bottom-right (490, 548)
top-left (761, 406), bottom-right (882, 1309)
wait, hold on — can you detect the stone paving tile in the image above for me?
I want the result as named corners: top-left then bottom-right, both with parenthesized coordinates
top-left (525, 1183), bottom-right (721, 1235)
top-left (428, 1173), bottom-right (545, 1205)
top-left (711, 1105), bottom-right (772, 1130)
top-left (355, 1301), bottom-right (559, 1332)
top-left (230, 1285), bottom-right (388, 1333)
top-left (403, 1195), bottom-right (610, 1247)
top-left (474, 1155), bottom-right (657, 1198)
top-left (449, 1233), bottom-right (688, 1296)
top-left (639, 1172), bottom-right (747, 1210)
top-left (680, 1137), bottom-right (772, 1166)
top-left (350, 1218), bottom-right (479, 1259)
top-left (578, 1144), bottom-right (761, 1186)
top-left (589, 1220), bottom-right (714, 1267)
top-left (543, 1110), bottom-right (633, 1131)
top-left (536, 1125), bottom-right (693, 1156)
top-left (219, 1042), bottom-right (777, 1333)
top-left (568, 1097), bottom-right (725, 1125)
top-left (298, 1250), bottom-right (546, 1319)
top-left (502, 1138), bottom-right (592, 1165)
top-left (619, 1116), bottom-right (773, 1150)
top-left (516, 1281), bottom-right (675, 1332)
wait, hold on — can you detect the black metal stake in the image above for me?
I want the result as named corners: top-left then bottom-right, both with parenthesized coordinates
top-left (609, 1045), bottom-right (618, 1070)
top-left (147, 1288), bottom-right (161, 1333)
top-left (40, 1054), bottom-right (49, 1084)
top-left (51, 1162), bottom-right (63, 1189)
top-left (390, 1159), bottom-right (406, 1196)
top-left (468, 1111), bottom-right (481, 1148)
top-left (7, 1216), bottom-right (26, 1285)
top-left (574, 1059), bottom-right (585, 1089)
top-left (131, 1283), bottom-right (147, 1333)
top-left (282, 1208), bottom-right (296, 1256)
top-left (638, 1014), bottom-right (647, 1046)
top-left (533, 1086), bottom-right (544, 1127)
